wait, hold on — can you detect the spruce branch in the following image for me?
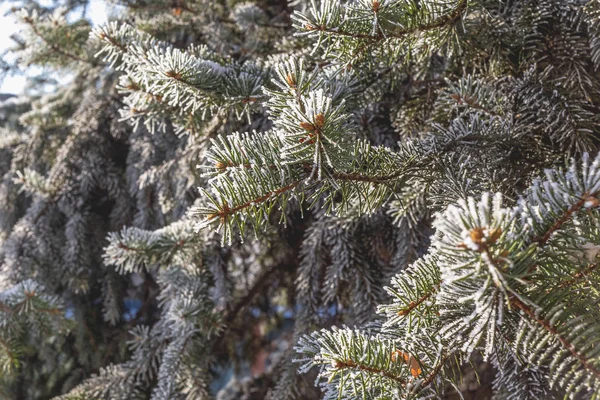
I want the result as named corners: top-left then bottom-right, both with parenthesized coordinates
top-left (7, 0), bottom-right (600, 398)
top-left (535, 193), bottom-right (599, 246)
top-left (104, 220), bottom-right (200, 274)
top-left (16, 9), bottom-right (95, 66)
top-left (294, 0), bottom-right (468, 41)
top-left (510, 296), bottom-right (600, 380)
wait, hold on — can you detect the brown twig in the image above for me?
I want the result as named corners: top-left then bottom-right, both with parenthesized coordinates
top-left (209, 180), bottom-right (302, 222)
top-left (222, 262), bottom-right (281, 326)
top-left (332, 169), bottom-right (408, 184)
top-left (449, 93), bottom-right (498, 116)
top-left (417, 353), bottom-right (450, 389)
top-left (396, 283), bottom-right (441, 316)
top-left (535, 194), bottom-right (594, 246)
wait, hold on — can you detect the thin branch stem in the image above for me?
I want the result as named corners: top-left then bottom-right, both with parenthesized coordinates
top-left (416, 353), bottom-right (450, 389)
top-left (332, 169), bottom-right (407, 184)
top-left (396, 282), bottom-right (441, 316)
top-left (449, 93), bottom-right (498, 116)
top-left (333, 359), bottom-right (406, 384)
top-left (222, 262), bottom-right (281, 325)
top-left (525, 192), bottom-right (599, 274)
top-left (0, 336), bottom-right (17, 367)
top-left (211, 180), bottom-right (302, 221)
top-left (535, 193), bottom-right (595, 246)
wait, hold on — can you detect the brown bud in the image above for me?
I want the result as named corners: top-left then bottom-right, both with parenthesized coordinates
top-left (397, 302), bottom-right (415, 316)
top-left (470, 227), bottom-right (485, 245)
top-left (450, 93), bottom-right (463, 104)
top-left (315, 113), bottom-right (325, 128)
top-left (215, 161), bottom-right (228, 170)
top-left (487, 227), bottom-right (502, 244)
top-left (286, 74), bottom-right (296, 88)
top-left (300, 122), bottom-right (316, 131)
top-left (165, 70), bottom-right (182, 79)
top-left (372, 0), bottom-right (380, 12)
top-left (172, 7), bottom-right (183, 16)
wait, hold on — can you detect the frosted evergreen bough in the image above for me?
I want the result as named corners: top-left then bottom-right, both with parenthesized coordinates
top-left (1, 0), bottom-right (600, 398)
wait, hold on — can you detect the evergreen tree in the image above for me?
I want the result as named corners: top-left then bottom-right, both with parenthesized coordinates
top-left (1, 0), bottom-right (600, 398)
